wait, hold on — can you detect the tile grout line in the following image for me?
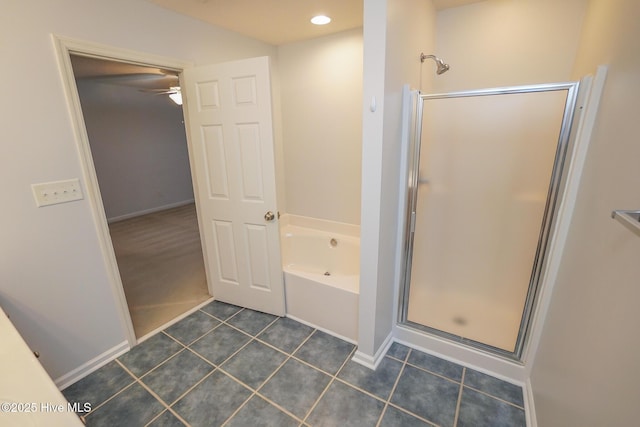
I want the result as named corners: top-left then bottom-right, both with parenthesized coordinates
top-left (127, 316), bottom-right (234, 427)
top-left (78, 372), bottom-right (138, 420)
top-left (125, 330), bottom-right (222, 424)
top-left (462, 384), bottom-right (526, 410)
top-left (157, 362), bottom-right (218, 406)
top-left (178, 313), bottom-right (314, 426)
top-left (453, 367), bottom-right (466, 427)
top-left (403, 360), bottom-right (464, 386)
top-left (380, 348), bottom-right (443, 427)
top-left (81, 351), bottom-right (178, 420)
top-left (374, 346), bottom-right (413, 427)
top-left (137, 344), bottom-right (189, 382)
top-left (112, 358), bottom-right (193, 427)
top-left (74, 310), bottom-right (334, 425)
top-left (160, 326), bottom-right (223, 360)
top-left (190, 324), bottom-right (482, 426)
top-left (220, 321), bottom-right (321, 426)
top-left (80, 307), bottom-right (527, 427)
top-left (202, 309), bottom-right (324, 426)
top-left (384, 401), bottom-right (441, 427)
top-left (252, 325), bottom-right (321, 424)
top-left (214, 332), bottom-right (302, 426)
top-left (80, 307), bottom-right (320, 425)
top-left (395, 346), bottom-right (526, 411)
top-left (398, 348), bottom-right (441, 426)
top-left (300, 345), bottom-right (358, 426)
top-left (160, 367), bottom-right (220, 426)
top-left (374, 355), bottom-right (406, 427)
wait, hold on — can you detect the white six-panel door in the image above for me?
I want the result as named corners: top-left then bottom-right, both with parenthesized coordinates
top-left (182, 56), bottom-right (284, 316)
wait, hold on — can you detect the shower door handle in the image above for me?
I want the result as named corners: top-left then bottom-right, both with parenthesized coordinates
top-left (264, 211), bottom-right (275, 221)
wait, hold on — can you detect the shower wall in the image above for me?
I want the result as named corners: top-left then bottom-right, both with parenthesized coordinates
top-left (434, 0), bottom-right (590, 92)
top-left (277, 29), bottom-right (363, 225)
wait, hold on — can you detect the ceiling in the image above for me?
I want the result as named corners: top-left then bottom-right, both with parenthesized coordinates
top-left (147, 0), bottom-right (487, 45)
top-left (71, 0), bottom-right (487, 91)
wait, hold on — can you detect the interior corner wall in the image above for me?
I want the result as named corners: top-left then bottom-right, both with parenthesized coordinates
top-left (530, 1), bottom-right (640, 425)
top-left (358, 0), bottom-right (436, 357)
top-left (277, 29), bottom-right (363, 225)
top-left (433, 0), bottom-right (589, 92)
top-left (76, 81), bottom-right (194, 221)
top-left (0, 0), bottom-right (276, 381)
top-left (377, 0), bottom-right (436, 350)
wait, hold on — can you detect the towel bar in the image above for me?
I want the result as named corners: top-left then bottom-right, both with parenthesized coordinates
top-left (611, 210), bottom-right (640, 237)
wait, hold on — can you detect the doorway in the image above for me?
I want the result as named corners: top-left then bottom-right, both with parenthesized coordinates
top-left (70, 54), bottom-right (211, 338)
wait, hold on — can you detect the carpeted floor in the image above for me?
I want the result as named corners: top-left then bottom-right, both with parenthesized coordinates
top-left (109, 203), bottom-right (211, 337)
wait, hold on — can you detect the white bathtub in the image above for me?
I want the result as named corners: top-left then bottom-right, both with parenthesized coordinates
top-left (280, 215), bottom-right (360, 342)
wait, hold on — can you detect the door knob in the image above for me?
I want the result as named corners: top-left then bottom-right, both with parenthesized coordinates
top-left (264, 211), bottom-right (275, 221)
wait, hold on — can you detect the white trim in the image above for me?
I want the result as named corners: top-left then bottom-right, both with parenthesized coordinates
top-left (56, 297), bottom-right (214, 390)
top-left (394, 325), bottom-right (527, 383)
top-left (521, 66), bottom-right (608, 372)
top-left (107, 199), bottom-right (195, 223)
top-left (524, 378), bottom-right (538, 427)
top-left (279, 213), bottom-right (360, 237)
top-left (52, 34), bottom-right (191, 72)
top-left (393, 334), bottom-right (526, 387)
top-left (351, 332), bottom-right (393, 370)
top-left (51, 34), bottom-right (195, 349)
top-left (55, 340), bottom-right (130, 390)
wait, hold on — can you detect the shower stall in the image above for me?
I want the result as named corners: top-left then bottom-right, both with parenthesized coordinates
top-left (400, 82), bottom-right (581, 359)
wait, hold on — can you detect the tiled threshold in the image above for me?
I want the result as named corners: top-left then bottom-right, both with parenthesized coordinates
top-left (63, 301), bottom-right (526, 427)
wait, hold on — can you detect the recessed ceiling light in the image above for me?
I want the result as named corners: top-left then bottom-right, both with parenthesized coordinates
top-left (311, 15), bottom-right (331, 25)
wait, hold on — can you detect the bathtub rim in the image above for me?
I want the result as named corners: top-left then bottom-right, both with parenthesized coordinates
top-left (279, 213), bottom-right (360, 238)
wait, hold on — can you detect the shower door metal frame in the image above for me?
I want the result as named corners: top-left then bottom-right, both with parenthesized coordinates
top-left (398, 82), bottom-right (581, 361)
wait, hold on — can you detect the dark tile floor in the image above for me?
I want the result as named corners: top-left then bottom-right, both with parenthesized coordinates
top-left (63, 301), bottom-right (527, 427)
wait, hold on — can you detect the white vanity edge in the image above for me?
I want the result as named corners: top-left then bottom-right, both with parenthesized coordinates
top-left (0, 307), bottom-right (85, 426)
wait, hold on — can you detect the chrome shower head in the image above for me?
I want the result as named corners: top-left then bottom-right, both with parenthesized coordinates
top-left (435, 58), bottom-right (450, 75)
top-left (420, 53), bottom-right (450, 75)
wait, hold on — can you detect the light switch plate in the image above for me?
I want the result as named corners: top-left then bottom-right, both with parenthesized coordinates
top-left (31, 179), bottom-right (84, 207)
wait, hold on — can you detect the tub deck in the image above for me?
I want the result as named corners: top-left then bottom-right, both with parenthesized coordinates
top-left (280, 215), bottom-right (360, 342)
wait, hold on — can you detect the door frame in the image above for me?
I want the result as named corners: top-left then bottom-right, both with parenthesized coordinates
top-left (53, 35), bottom-right (198, 347)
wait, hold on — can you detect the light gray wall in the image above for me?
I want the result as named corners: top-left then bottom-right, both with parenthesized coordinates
top-left (77, 80), bottom-right (194, 221)
top-left (531, 1), bottom-right (640, 425)
top-left (0, 0), bottom-right (276, 381)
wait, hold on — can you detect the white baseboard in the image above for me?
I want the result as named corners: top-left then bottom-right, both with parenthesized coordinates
top-left (56, 297), bottom-right (215, 390)
top-left (107, 199), bottom-right (195, 223)
top-left (55, 340), bottom-right (130, 390)
top-left (351, 333), bottom-right (394, 370)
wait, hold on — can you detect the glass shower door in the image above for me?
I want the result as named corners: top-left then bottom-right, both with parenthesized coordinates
top-left (403, 84), bottom-right (578, 355)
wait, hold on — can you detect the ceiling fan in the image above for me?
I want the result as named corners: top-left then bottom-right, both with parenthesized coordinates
top-left (70, 54), bottom-right (183, 104)
top-left (139, 85), bottom-right (183, 105)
